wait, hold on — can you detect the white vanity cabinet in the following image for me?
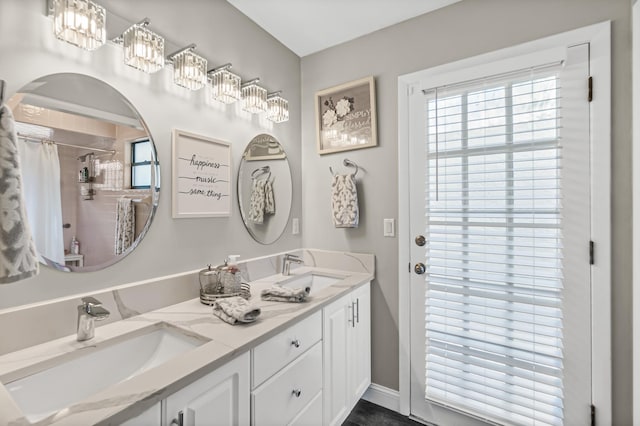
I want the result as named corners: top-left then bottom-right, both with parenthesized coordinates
top-left (117, 281), bottom-right (371, 426)
top-left (163, 351), bottom-right (250, 426)
top-left (251, 310), bottom-right (323, 425)
top-left (323, 282), bottom-right (371, 426)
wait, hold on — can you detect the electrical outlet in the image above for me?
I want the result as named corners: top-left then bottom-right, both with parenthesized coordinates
top-left (292, 218), bottom-right (300, 235)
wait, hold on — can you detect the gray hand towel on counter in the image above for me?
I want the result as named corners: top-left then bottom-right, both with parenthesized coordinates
top-left (212, 296), bottom-right (261, 325)
top-left (261, 285), bottom-right (311, 303)
top-left (331, 173), bottom-right (359, 228)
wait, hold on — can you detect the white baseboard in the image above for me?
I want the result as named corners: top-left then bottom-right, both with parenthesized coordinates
top-left (362, 383), bottom-right (401, 413)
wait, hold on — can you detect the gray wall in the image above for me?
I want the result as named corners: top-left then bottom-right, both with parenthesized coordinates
top-left (300, 0), bottom-right (632, 423)
top-left (0, 0), bottom-right (302, 307)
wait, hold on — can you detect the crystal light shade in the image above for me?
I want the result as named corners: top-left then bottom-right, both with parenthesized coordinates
top-left (52, 0), bottom-right (106, 51)
top-left (209, 66), bottom-right (241, 104)
top-left (266, 93), bottom-right (289, 123)
top-left (241, 80), bottom-right (267, 114)
top-left (172, 49), bottom-right (207, 90)
top-left (122, 21), bottom-right (165, 73)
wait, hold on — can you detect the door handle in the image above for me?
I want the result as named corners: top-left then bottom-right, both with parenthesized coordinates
top-left (414, 263), bottom-right (426, 275)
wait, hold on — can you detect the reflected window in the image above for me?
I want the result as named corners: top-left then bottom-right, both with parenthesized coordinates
top-left (131, 139), bottom-right (153, 189)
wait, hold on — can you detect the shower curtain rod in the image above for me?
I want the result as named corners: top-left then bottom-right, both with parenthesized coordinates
top-left (17, 133), bottom-right (116, 155)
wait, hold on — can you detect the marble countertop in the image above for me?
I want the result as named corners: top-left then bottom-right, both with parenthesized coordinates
top-left (0, 266), bottom-right (372, 426)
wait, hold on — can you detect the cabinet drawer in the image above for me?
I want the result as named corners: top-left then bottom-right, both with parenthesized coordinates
top-left (252, 310), bottom-right (321, 386)
top-left (289, 390), bottom-right (323, 426)
top-left (252, 341), bottom-right (323, 426)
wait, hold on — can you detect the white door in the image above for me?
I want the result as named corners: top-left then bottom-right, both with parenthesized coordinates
top-left (408, 44), bottom-right (591, 425)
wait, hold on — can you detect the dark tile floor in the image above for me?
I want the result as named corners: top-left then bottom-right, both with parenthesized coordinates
top-left (343, 399), bottom-right (424, 425)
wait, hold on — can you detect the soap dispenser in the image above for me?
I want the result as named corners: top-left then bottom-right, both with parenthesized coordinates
top-left (70, 236), bottom-right (80, 255)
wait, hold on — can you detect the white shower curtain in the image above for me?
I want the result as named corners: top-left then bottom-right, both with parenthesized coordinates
top-left (18, 140), bottom-right (65, 265)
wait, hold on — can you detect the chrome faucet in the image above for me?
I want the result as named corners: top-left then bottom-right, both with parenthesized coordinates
top-left (282, 253), bottom-right (304, 276)
top-left (77, 297), bottom-right (110, 342)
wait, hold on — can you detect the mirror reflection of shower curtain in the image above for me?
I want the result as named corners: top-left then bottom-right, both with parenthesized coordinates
top-left (17, 140), bottom-right (65, 265)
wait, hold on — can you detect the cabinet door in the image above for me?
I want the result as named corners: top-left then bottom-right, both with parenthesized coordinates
top-left (164, 352), bottom-right (250, 426)
top-left (323, 292), bottom-right (351, 426)
top-left (349, 283), bottom-right (371, 406)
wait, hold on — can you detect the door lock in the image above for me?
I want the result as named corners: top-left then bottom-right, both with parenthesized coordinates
top-left (415, 235), bottom-right (426, 246)
top-left (414, 263), bottom-right (426, 274)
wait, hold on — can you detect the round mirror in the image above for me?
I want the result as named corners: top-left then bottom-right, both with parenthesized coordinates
top-left (238, 134), bottom-right (292, 245)
top-left (9, 73), bottom-right (159, 272)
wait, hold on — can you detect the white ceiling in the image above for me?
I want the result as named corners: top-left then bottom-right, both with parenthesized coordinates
top-left (226, 0), bottom-right (461, 57)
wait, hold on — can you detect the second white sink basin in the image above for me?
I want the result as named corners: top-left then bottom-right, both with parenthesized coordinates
top-left (3, 324), bottom-right (208, 423)
top-left (278, 272), bottom-right (344, 294)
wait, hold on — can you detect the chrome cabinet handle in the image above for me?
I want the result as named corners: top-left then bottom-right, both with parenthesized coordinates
top-left (347, 303), bottom-right (355, 327)
top-left (292, 389), bottom-right (302, 398)
top-left (291, 338), bottom-right (300, 348)
top-left (355, 298), bottom-right (360, 324)
top-left (171, 410), bottom-right (184, 426)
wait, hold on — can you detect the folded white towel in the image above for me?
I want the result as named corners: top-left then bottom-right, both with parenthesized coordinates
top-left (331, 173), bottom-right (359, 228)
top-left (0, 105), bottom-right (39, 284)
top-left (261, 285), bottom-right (311, 303)
top-left (212, 296), bottom-right (261, 325)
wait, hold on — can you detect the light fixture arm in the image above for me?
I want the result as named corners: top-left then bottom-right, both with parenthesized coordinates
top-left (166, 43), bottom-right (197, 62)
top-left (242, 78), bottom-right (260, 88)
top-left (207, 63), bottom-right (233, 75)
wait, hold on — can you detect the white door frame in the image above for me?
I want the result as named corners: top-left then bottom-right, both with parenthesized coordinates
top-left (397, 21), bottom-right (611, 424)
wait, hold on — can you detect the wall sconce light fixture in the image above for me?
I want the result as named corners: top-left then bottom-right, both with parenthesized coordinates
top-left (46, 3), bottom-right (289, 124)
top-left (122, 18), bottom-right (165, 73)
top-left (52, 0), bottom-right (106, 51)
top-left (266, 92), bottom-right (289, 123)
top-left (241, 79), bottom-right (267, 114)
top-left (168, 44), bottom-right (207, 90)
top-left (208, 64), bottom-right (241, 104)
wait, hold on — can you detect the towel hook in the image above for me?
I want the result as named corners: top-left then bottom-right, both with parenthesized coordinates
top-left (251, 165), bottom-right (271, 179)
top-left (329, 158), bottom-right (359, 177)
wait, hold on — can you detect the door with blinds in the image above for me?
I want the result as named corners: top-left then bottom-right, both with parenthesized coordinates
top-left (408, 43), bottom-right (591, 425)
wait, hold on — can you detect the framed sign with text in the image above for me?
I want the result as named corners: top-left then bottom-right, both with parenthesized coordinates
top-left (172, 129), bottom-right (231, 218)
top-left (315, 75), bottom-right (377, 155)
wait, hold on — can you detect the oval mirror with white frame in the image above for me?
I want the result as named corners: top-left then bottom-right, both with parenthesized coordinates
top-left (8, 73), bottom-right (159, 272)
top-left (238, 134), bottom-right (292, 245)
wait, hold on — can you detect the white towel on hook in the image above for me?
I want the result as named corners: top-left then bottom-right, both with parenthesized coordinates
top-left (0, 104), bottom-right (39, 283)
top-left (331, 173), bottom-right (359, 228)
top-left (264, 178), bottom-right (275, 215)
top-left (114, 197), bottom-right (135, 255)
top-left (248, 178), bottom-right (266, 224)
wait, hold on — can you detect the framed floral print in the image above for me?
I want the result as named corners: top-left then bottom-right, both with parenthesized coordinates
top-left (315, 76), bottom-right (377, 155)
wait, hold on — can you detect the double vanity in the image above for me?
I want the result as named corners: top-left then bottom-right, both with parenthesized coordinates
top-left (0, 250), bottom-right (373, 426)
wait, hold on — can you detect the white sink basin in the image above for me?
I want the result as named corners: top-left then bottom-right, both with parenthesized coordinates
top-left (3, 324), bottom-right (207, 423)
top-left (277, 272), bottom-right (344, 294)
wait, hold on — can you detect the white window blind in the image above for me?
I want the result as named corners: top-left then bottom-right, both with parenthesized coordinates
top-left (424, 65), bottom-right (565, 425)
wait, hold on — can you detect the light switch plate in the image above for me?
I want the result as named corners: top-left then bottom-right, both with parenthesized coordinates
top-left (383, 218), bottom-right (395, 237)
top-left (292, 218), bottom-right (300, 235)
